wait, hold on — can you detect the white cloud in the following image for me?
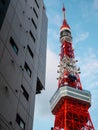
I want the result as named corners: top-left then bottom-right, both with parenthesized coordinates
top-left (94, 0), bottom-right (98, 9)
top-left (54, 15), bottom-right (61, 27)
top-left (82, 60), bottom-right (98, 78)
top-left (78, 48), bottom-right (98, 122)
top-left (48, 28), bottom-right (59, 42)
top-left (74, 32), bottom-right (89, 44)
top-left (34, 49), bottom-right (59, 119)
top-left (75, 48), bottom-right (98, 128)
top-left (80, 48), bottom-right (98, 81)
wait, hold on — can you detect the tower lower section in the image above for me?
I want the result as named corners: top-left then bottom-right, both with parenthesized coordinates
top-left (50, 86), bottom-right (94, 130)
top-left (53, 99), bottom-right (94, 130)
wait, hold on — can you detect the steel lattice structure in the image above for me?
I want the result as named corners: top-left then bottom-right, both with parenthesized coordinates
top-left (50, 5), bottom-right (94, 130)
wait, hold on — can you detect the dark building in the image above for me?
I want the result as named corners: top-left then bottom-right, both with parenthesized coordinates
top-left (0, 0), bottom-right (48, 130)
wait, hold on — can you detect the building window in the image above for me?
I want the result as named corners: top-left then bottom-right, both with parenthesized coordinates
top-left (21, 85), bottom-right (29, 101)
top-left (0, 125), bottom-right (1, 128)
top-left (36, 78), bottom-right (44, 94)
top-left (35, 0), bottom-right (39, 9)
top-left (1, 0), bottom-right (5, 5)
top-left (31, 18), bottom-right (37, 29)
top-left (29, 30), bottom-right (36, 43)
top-left (24, 62), bottom-right (32, 77)
top-left (43, 5), bottom-right (45, 10)
top-left (16, 113), bottom-right (25, 130)
top-left (10, 37), bottom-right (18, 55)
top-left (27, 45), bottom-right (34, 59)
top-left (0, 0), bottom-right (10, 29)
top-left (33, 8), bottom-right (38, 18)
top-left (24, 0), bottom-right (27, 3)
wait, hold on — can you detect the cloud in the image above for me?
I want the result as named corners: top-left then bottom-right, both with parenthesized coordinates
top-left (47, 28), bottom-right (60, 54)
top-left (81, 59), bottom-right (98, 79)
top-left (78, 48), bottom-right (98, 127)
top-left (54, 15), bottom-right (61, 27)
top-left (34, 49), bottom-right (59, 119)
top-left (75, 48), bottom-right (98, 128)
top-left (48, 28), bottom-right (59, 42)
top-left (80, 48), bottom-right (98, 80)
top-left (93, 0), bottom-right (98, 10)
top-left (74, 32), bottom-right (89, 44)
top-left (76, 48), bottom-right (98, 92)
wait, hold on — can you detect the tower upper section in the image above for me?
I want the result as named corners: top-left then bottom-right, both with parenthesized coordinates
top-left (60, 5), bottom-right (70, 30)
top-left (57, 5), bottom-right (82, 89)
top-left (60, 5), bottom-right (72, 43)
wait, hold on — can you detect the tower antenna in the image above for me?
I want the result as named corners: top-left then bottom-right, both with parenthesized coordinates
top-left (62, 3), bottom-right (65, 20)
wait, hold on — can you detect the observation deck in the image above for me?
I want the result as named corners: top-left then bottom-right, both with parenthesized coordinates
top-left (50, 86), bottom-right (91, 113)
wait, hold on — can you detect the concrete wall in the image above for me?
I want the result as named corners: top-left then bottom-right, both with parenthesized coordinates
top-left (0, 0), bottom-right (48, 130)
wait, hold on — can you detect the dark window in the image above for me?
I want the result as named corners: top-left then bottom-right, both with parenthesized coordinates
top-left (0, 0), bottom-right (10, 29)
top-left (35, 0), bottom-right (39, 9)
top-left (43, 5), bottom-right (45, 10)
top-left (21, 85), bottom-right (29, 101)
top-left (31, 18), bottom-right (37, 29)
top-left (10, 37), bottom-right (18, 55)
top-left (27, 45), bottom-right (34, 59)
top-left (16, 113), bottom-right (25, 130)
top-left (25, 0), bottom-right (27, 3)
top-left (29, 30), bottom-right (36, 43)
top-left (33, 8), bottom-right (38, 18)
top-left (36, 78), bottom-right (44, 94)
top-left (1, 0), bottom-right (5, 5)
top-left (24, 62), bottom-right (32, 77)
top-left (0, 124), bottom-right (2, 130)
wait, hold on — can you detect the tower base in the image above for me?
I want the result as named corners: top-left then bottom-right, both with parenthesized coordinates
top-left (53, 99), bottom-right (94, 130)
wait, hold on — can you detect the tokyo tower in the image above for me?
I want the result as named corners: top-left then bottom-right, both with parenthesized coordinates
top-left (50, 5), bottom-right (95, 130)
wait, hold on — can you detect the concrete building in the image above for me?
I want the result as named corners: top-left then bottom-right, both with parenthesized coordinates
top-left (0, 0), bottom-right (48, 130)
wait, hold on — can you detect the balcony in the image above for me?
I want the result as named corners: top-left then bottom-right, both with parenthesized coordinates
top-left (50, 86), bottom-right (91, 112)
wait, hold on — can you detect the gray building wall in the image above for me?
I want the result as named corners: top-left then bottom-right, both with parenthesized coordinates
top-left (0, 0), bottom-right (48, 130)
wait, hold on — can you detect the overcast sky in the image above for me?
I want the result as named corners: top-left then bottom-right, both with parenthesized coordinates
top-left (33, 0), bottom-right (98, 130)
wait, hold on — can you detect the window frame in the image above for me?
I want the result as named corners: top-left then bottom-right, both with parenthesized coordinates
top-left (33, 8), bottom-right (38, 18)
top-left (35, 0), bottom-right (39, 9)
top-left (0, 0), bottom-right (11, 29)
top-left (27, 45), bottom-right (34, 59)
top-left (29, 30), bottom-right (36, 43)
top-left (21, 85), bottom-right (29, 101)
top-left (16, 113), bottom-right (25, 130)
top-left (9, 37), bottom-right (19, 55)
top-left (31, 18), bottom-right (37, 30)
top-left (1, 0), bottom-right (5, 5)
top-left (24, 62), bottom-right (32, 77)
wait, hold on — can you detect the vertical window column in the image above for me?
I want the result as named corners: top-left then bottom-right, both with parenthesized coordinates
top-left (31, 18), bottom-right (37, 30)
top-left (29, 30), bottom-right (36, 43)
top-left (24, 62), bottom-right (32, 77)
top-left (35, 0), bottom-right (39, 9)
top-left (33, 8), bottom-right (38, 18)
top-left (0, 0), bottom-right (11, 29)
top-left (27, 45), bottom-right (34, 59)
top-left (16, 113), bottom-right (25, 130)
top-left (9, 37), bottom-right (19, 55)
top-left (21, 85), bottom-right (29, 101)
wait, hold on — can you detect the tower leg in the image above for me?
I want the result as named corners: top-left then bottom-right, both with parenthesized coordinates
top-left (53, 99), bottom-right (94, 130)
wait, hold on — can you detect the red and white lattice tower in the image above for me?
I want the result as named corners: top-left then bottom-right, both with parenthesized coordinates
top-left (50, 5), bottom-right (95, 130)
